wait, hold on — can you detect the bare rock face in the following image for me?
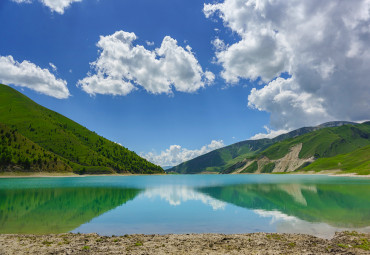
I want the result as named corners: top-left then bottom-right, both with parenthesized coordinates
top-left (226, 143), bottom-right (314, 174)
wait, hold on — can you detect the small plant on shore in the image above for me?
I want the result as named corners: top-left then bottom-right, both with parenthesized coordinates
top-left (344, 231), bottom-right (360, 237)
top-left (135, 241), bottom-right (143, 246)
top-left (82, 245), bottom-right (90, 250)
top-left (354, 238), bottom-right (369, 250)
top-left (337, 243), bottom-right (349, 248)
top-left (42, 241), bottom-right (53, 246)
top-left (266, 234), bottom-right (282, 240)
top-left (287, 242), bottom-right (296, 248)
top-left (113, 239), bottom-right (119, 242)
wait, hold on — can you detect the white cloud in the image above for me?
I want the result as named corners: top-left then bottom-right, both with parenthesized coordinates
top-left (78, 31), bottom-right (214, 96)
top-left (250, 125), bottom-right (289, 140)
top-left (12, 0), bottom-right (31, 3)
top-left (12, 0), bottom-right (82, 14)
top-left (142, 140), bottom-right (225, 167)
top-left (0, 55), bottom-right (69, 99)
top-left (205, 0), bottom-right (370, 129)
top-left (49, 62), bottom-right (57, 72)
top-left (146, 41), bottom-right (154, 46)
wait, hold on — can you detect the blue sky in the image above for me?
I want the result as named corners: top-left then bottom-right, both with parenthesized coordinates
top-left (1, 0), bottom-right (369, 166)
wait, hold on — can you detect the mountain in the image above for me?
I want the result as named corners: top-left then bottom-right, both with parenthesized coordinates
top-left (0, 84), bottom-right (164, 174)
top-left (223, 122), bottom-right (370, 175)
top-left (169, 121), bottom-right (357, 174)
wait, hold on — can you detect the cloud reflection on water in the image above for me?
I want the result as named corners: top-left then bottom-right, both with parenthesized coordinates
top-left (142, 186), bottom-right (227, 210)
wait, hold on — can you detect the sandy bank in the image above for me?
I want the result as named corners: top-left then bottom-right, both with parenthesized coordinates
top-left (0, 232), bottom-right (369, 254)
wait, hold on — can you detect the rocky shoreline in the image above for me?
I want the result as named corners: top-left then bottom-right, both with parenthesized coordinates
top-left (0, 231), bottom-right (368, 254)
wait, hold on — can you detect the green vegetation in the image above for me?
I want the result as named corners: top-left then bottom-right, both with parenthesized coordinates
top-left (0, 123), bottom-right (72, 172)
top-left (0, 84), bottom-right (163, 174)
top-left (259, 123), bottom-right (370, 160)
top-left (241, 161), bottom-right (258, 173)
top-left (0, 187), bottom-right (141, 234)
top-left (302, 145), bottom-right (370, 175)
top-left (354, 238), bottom-right (369, 250)
top-left (261, 162), bottom-right (275, 173)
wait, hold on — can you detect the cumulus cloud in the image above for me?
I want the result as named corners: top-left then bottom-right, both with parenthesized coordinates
top-left (205, 0), bottom-right (370, 130)
top-left (0, 55), bottom-right (69, 99)
top-left (250, 125), bottom-right (289, 140)
top-left (78, 31), bottom-right (214, 96)
top-left (12, 0), bottom-right (82, 14)
top-left (142, 140), bottom-right (225, 167)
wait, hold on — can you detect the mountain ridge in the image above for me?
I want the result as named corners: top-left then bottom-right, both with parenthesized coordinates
top-left (168, 121), bottom-right (359, 174)
top-left (222, 122), bottom-right (370, 175)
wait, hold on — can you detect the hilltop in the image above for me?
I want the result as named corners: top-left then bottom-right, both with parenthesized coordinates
top-left (0, 84), bottom-right (164, 174)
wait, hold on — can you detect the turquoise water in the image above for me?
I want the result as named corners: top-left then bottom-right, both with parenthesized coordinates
top-left (0, 175), bottom-right (369, 238)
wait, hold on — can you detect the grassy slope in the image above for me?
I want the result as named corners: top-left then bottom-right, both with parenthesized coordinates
top-left (259, 123), bottom-right (370, 160)
top-left (0, 84), bottom-right (163, 174)
top-left (0, 123), bottom-right (72, 172)
top-left (302, 145), bottom-right (370, 175)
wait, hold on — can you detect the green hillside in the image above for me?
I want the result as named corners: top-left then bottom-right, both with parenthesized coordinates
top-left (258, 122), bottom-right (370, 160)
top-left (224, 122), bottom-right (370, 175)
top-left (0, 123), bottom-right (72, 172)
top-left (169, 121), bottom-right (356, 174)
top-left (0, 84), bottom-right (163, 174)
top-left (302, 145), bottom-right (370, 175)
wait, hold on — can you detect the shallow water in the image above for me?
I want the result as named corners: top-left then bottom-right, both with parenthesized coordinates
top-left (0, 174), bottom-right (369, 238)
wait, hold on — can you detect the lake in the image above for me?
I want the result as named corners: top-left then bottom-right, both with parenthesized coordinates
top-left (0, 174), bottom-right (369, 238)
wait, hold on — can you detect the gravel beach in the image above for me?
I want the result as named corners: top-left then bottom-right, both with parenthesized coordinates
top-left (0, 231), bottom-right (369, 254)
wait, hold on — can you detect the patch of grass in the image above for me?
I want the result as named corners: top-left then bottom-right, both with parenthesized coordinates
top-left (113, 239), bottom-right (119, 242)
top-left (42, 241), bottom-right (53, 245)
top-left (354, 238), bottom-right (369, 250)
top-left (344, 231), bottom-right (361, 237)
top-left (135, 241), bottom-right (143, 246)
top-left (287, 242), bottom-right (296, 248)
top-left (241, 161), bottom-right (258, 173)
top-left (82, 245), bottom-right (90, 250)
top-left (337, 243), bottom-right (349, 248)
top-left (261, 162), bottom-right (275, 173)
top-left (266, 234), bottom-right (282, 240)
